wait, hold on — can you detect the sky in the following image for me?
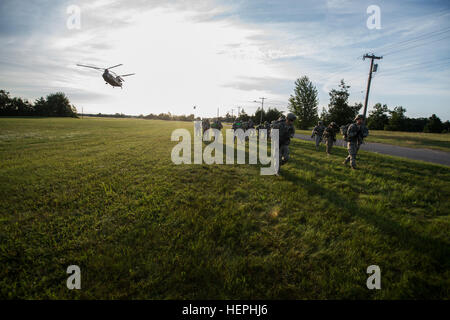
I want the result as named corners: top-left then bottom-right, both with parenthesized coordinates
top-left (0, 0), bottom-right (449, 120)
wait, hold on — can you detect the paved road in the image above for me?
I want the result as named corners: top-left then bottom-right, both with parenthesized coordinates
top-left (294, 134), bottom-right (450, 167)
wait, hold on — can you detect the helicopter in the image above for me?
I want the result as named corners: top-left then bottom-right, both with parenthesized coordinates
top-left (76, 63), bottom-right (135, 88)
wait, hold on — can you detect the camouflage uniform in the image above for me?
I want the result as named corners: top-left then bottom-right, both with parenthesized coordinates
top-left (211, 120), bottom-right (223, 140)
top-left (344, 119), bottom-right (369, 168)
top-left (311, 122), bottom-right (325, 149)
top-left (272, 114), bottom-right (296, 174)
top-left (322, 122), bottom-right (339, 154)
top-left (211, 119), bottom-right (223, 130)
top-left (265, 121), bottom-right (271, 140)
top-left (232, 121), bottom-right (244, 142)
top-left (202, 119), bottom-right (210, 138)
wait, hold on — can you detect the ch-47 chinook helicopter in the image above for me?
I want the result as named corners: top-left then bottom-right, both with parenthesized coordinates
top-left (76, 63), bottom-right (135, 88)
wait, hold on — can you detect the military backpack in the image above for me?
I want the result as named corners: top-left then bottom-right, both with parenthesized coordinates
top-left (340, 124), bottom-right (351, 141)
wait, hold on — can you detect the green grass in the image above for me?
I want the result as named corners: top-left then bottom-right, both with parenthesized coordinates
top-left (296, 129), bottom-right (450, 152)
top-left (0, 117), bottom-right (449, 299)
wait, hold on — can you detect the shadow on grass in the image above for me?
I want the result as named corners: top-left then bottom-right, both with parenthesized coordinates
top-left (280, 168), bottom-right (450, 271)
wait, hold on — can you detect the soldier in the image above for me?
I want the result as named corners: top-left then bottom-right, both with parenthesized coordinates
top-left (343, 114), bottom-right (369, 169)
top-left (202, 119), bottom-right (210, 138)
top-left (322, 122), bottom-right (339, 155)
top-left (264, 121), bottom-right (271, 140)
top-left (232, 120), bottom-right (244, 143)
top-left (272, 113), bottom-right (296, 175)
top-left (257, 121), bottom-right (269, 139)
top-left (211, 118), bottom-right (223, 130)
top-left (256, 122), bottom-right (263, 137)
top-left (232, 120), bottom-right (238, 131)
top-left (247, 119), bottom-right (256, 137)
top-left (211, 119), bottom-right (223, 140)
top-left (311, 121), bottom-right (325, 150)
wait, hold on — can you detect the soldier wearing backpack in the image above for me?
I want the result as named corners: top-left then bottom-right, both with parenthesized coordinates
top-left (271, 113), bottom-right (296, 175)
top-left (311, 121), bottom-right (325, 150)
top-left (202, 119), bottom-right (211, 139)
top-left (343, 115), bottom-right (369, 169)
top-left (211, 119), bottom-right (223, 140)
top-left (323, 122), bottom-right (339, 155)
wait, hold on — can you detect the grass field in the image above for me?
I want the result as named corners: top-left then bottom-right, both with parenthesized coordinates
top-left (296, 129), bottom-right (450, 152)
top-left (0, 117), bottom-right (449, 299)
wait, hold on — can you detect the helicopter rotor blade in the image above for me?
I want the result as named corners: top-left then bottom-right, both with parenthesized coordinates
top-left (76, 64), bottom-right (103, 71)
top-left (119, 73), bottom-right (135, 77)
top-left (106, 64), bottom-right (123, 70)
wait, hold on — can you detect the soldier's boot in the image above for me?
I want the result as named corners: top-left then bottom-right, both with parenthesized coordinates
top-left (351, 165), bottom-right (358, 170)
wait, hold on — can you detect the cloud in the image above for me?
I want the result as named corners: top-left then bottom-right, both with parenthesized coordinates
top-left (223, 76), bottom-right (293, 96)
top-left (0, 0), bottom-right (449, 120)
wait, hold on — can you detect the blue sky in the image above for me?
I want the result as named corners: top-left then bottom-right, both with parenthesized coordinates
top-left (0, 0), bottom-right (449, 120)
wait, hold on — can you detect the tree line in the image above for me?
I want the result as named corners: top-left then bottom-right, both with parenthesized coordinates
top-left (0, 90), bottom-right (78, 117)
top-left (287, 77), bottom-right (449, 133)
top-left (366, 104), bottom-right (449, 133)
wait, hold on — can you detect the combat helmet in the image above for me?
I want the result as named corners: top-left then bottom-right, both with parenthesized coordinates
top-left (354, 114), bottom-right (364, 121)
top-left (318, 121), bottom-right (323, 125)
top-left (287, 113), bottom-right (297, 121)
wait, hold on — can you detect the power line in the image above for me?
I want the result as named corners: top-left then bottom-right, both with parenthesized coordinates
top-left (375, 60), bottom-right (450, 79)
top-left (382, 34), bottom-right (450, 56)
top-left (376, 27), bottom-right (450, 53)
top-left (378, 57), bottom-right (450, 74)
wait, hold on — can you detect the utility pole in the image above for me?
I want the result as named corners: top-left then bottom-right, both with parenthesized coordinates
top-left (254, 97), bottom-right (267, 124)
top-left (81, 106), bottom-right (83, 119)
top-left (237, 106), bottom-right (241, 118)
top-left (362, 54), bottom-right (382, 124)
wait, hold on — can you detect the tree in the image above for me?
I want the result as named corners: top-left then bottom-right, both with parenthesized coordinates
top-left (238, 109), bottom-right (250, 122)
top-left (423, 114), bottom-right (443, 133)
top-left (443, 120), bottom-right (450, 133)
top-left (0, 90), bottom-right (12, 116)
top-left (385, 106), bottom-right (407, 131)
top-left (319, 107), bottom-right (328, 122)
top-left (403, 117), bottom-right (427, 132)
top-left (13, 97), bottom-right (34, 115)
top-left (253, 107), bottom-right (266, 124)
top-left (45, 92), bottom-right (77, 117)
top-left (324, 80), bottom-right (361, 125)
top-left (224, 112), bottom-right (234, 123)
top-left (288, 76), bottom-right (318, 129)
top-left (265, 107), bottom-right (283, 123)
top-left (34, 97), bottom-right (48, 116)
top-left (367, 103), bottom-right (389, 130)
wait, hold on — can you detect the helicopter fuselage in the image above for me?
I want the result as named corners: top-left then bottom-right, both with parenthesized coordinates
top-left (102, 71), bottom-right (123, 87)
